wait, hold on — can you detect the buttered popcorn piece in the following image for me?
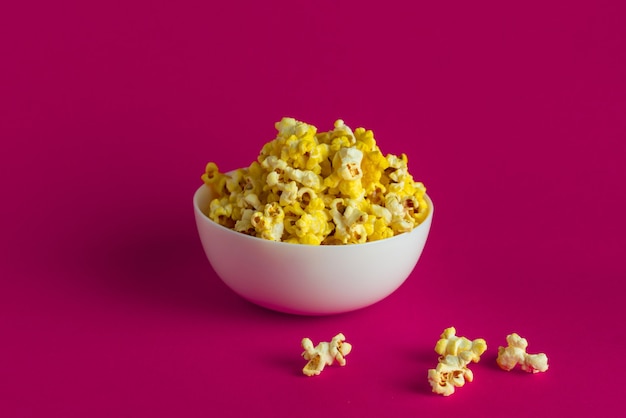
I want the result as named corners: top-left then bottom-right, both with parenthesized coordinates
top-left (496, 333), bottom-right (549, 373)
top-left (301, 333), bottom-right (352, 377)
top-left (435, 326), bottom-right (487, 364)
top-left (428, 327), bottom-right (486, 396)
top-left (201, 117), bottom-right (429, 244)
top-left (428, 354), bottom-right (474, 396)
top-left (251, 202), bottom-right (285, 241)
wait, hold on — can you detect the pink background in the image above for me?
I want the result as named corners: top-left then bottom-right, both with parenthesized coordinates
top-left (1, 0), bottom-right (625, 416)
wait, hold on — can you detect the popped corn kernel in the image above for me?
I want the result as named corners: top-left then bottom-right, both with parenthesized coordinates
top-left (301, 333), bottom-right (352, 377)
top-left (428, 354), bottom-right (474, 397)
top-left (251, 202), bottom-right (285, 241)
top-left (201, 117), bottom-right (429, 244)
top-left (208, 197), bottom-right (235, 228)
top-left (496, 333), bottom-right (549, 373)
top-left (435, 326), bottom-right (487, 364)
top-left (428, 327), bottom-right (486, 396)
top-left (330, 198), bottom-right (369, 244)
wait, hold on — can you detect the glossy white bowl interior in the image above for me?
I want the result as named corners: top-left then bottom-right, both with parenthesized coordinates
top-left (193, 184), bottom-right (434, 315)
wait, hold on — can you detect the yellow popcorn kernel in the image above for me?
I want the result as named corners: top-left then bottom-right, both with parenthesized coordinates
top-left (234, 208), bottom-right (256, 235)
top-left (330, 119), bottom-right (356, 145)
top-left (201, 162), bottom-right (228, 195)
top-left (261, 155), bottom-right (288, 180)
top-left (307, 196), bottom-right (326, 213)
top-left (294, 213), bottom-right (325, 245)
top-left (265, 190), bottom-right (280, 204)
top-left (301, 333), bottom-right (352, 377)
top-left (335, 147), bottom-right (364, 181)
top-left (282, 214), bottom-right (301, 238)
top-left (386, 181), bottom-right (405, 195)
top-left (428, 354), bottom-right (474, 397)
top-left (282, 202), bottom-right (305, 238)
top-left (260, 138), bottom-right (281, 159)
top-left (223, 169), bottom-right (241, 194)
top-left (297, 234), bottom-right (323, 245)
top-left (496, 333), bottom-right (549, 373)
top-left (274, 117), bottom-right (296, 135)
top-left (386, 153), bottom-right (409, 182)
top-left (288, 189), bottom-right (331, 244)
top-left (368, 217), bottom-right (395, 241)
top-left (283, 235), bottom-right (300, 244)
top-left (265, 170), bottom-right (280, 188)
top-left (370, 203), bottom-right (393, 225)
top-left (244, 193), bottom-right (262, 210)
top-left (366, 183), bottom-right (387, 206)
top-left (248, 160), bottom-right (263, 176)
top-left (384, 193), bottom-right (414, 233)
top-left (322, 171), bottom-right (341, 190)
top-left (283, 202), bottom-right (306, 217)
top-left (330, 198), bottom-right (369, 244)
top-left (290, 135), bottom-right (317, 170)
top-left (328, 135), bottom-right (353, 153)
top-left (280, 134), bottom-right (299, 163)
top-left (296, 187), bottom-right (317, 206)
top-left (275, 117), bottom-right (317, 140)
top-left (287, 168), bottom-right (322, 191)
top-left (340, 180), bottom-right (365, 201)
top-left (201, 162), bottom-right (222, 184)
top-left (234, 192), bottom-right (253, 210)
top-left (354, 127), bottom-right (378, 153)
top-left (251, 202), bottom-right (285, 241)
top-left (401, 195), bottom-right (419, 218)
top-left (241, 170), bottom-right (264, 197)
top-left (279, 181), bottom-right (299, 206)
top-left (305, 142), bottom-right (329, 173)
top-left (428, 327), bottom-right (486, 397)
top-left (208, 197), bottom-right (235, 229)
top-left (380, 153), bottom-right (406, 187)
top-left (323, 147), bottom-right (366, 200)
top-left (435, 327), bottom-right (487, 364)
top-left (361, 153), bottom-right (388, 194)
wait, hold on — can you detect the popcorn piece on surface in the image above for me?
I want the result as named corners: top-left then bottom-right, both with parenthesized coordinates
top-left (329, 198), bottom-right (369, 244)
top-left (428, 354), bottom-right (474, 396)
top-left (496, 333), bottom-right (549, 373)
top-left (301, 333), bottom-right (352, 377)
top-left (428, 327), bottom-right (486, 396)
top-left (434, 326), bottom-right (487, 364)
top-left (201, 117), bottom-right (429, 244)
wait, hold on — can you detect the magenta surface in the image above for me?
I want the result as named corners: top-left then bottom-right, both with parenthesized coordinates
top-left (1, 1), bottom-right (625, 417)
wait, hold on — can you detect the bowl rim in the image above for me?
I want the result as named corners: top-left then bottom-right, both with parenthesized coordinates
top-left (193, 184), bottom-right (433, 249)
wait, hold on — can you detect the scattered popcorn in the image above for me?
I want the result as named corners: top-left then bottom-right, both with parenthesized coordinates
top-left (496, 333), bottom-right (549, 373)
top-left (435, 326), bottom-right (487, 364)
top-left (301, 333), bottom-right (352, 376)
top-left (201, 117), bottom-right (429, 244)
top-left (428, 327), bottom-right (487, 396)
top-left (428, 354), bottom-right (474, 396)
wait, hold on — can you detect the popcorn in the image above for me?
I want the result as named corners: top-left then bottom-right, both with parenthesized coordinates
top-left (301, 333), bottom-right (352, 377)
top-left (336, 147), bottom-right (364, 181)
top-left (428, 327), bottom-right (487, 396)
top-left (251, 202), bottom-right (285, 241)
top-left (428, 354), bottom-right (474, 396)
top-left (329, 198), bottom-right (369, 244)
top-left (434, 326), bottom-right (487, 364)
top-left (496, 333), bottom-right (549, 373)
top-left (201, 118), bottom-right (429, 244)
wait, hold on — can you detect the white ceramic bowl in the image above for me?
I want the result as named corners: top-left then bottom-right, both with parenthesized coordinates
top-left (193, 184), bottom-right (434, 315)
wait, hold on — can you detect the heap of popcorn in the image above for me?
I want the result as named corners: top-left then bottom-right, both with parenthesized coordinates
top-left (201, 117), bottom-right (429, 245)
